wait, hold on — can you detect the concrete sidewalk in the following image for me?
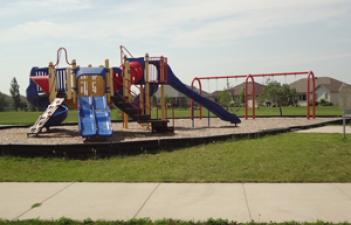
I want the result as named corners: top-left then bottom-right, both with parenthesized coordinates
top-left (296, 125), bottom-right (351, 133)
top-left (1, 183), bottom-right (351, 222)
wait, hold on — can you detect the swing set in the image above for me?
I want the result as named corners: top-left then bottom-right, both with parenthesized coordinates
top-left (191, 71), bottom-right (316, 120)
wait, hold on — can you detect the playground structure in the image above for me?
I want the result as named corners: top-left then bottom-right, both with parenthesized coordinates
top-left (26, 47), bottom-right (241, 139)
top-left (191, 71), bottom-right (316, 120)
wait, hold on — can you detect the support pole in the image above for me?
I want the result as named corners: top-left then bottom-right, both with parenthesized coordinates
top-left (172, 105), bottom-right (175, 129)
top-left (343, 113), bottom-right (346, 140)
top-left (190, 78), bottom-right (202, 119)
top-left (71, 59), bottom-right (77, 108)
top-left (66, 65), bottom-right (72, 101)
top-left (105, 59), bottom-right (113, 105)
top-left (139, 85), bottom-right (144, 114)
top-left (311, 71), bottom-right (316, 119)
top-left (145, 54), bottom-right (151, 116)
top-left (160, 56), bottom-right (166, 120)
top-left (245, 75), bottom-right (255, 119)
top-left (48, 62), bottom-right (57, 103)
top-left (123, 57), bottom-right (130, 128)
top-left (306, 74), bottom-right (311, 119)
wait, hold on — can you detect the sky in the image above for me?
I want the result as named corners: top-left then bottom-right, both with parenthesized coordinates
top-left (0, 0), bottom-right (350, 94)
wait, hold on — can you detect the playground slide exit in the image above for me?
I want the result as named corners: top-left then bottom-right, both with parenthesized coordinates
top-left (167, 65), bottom-right (241, 124)
top-left (78, 95), bottom-right (112, 137)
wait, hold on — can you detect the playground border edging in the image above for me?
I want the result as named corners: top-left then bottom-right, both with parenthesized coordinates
top-left (0, 115), bottom-right (344, 130)
top-left (0, 118), bottom-right (348, 159)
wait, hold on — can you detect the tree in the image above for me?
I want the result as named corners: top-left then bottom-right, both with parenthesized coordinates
top-left (218, 90), bottom-right (231, 110)
top-left (0, 92), bottom-right (9, 111)
top-left (239, 89), bottom-right (245, 105)
top-left (261, 81), bottom-right (297, 116)
top-left (9, 77), bottom-right (22, 111)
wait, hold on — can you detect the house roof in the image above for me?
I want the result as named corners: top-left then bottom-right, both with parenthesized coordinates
top-left (212, 82), bottom-right (266, 96)
top-left (289, 77), bottom-right (351, 93)
top-left (154, 84), bottom-right (210, 98)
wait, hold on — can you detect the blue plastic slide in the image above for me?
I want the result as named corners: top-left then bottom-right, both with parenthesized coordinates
top-left (78, 95), bottom-right (112, 138)
top-left (94, 96), bottom-right (112, 137)
top-left (167, 65), bottom-right (241, 124)
top-left (78, 96), bottom-right (97, 137)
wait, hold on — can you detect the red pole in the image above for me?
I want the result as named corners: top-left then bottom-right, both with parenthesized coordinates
top-left (190, 77), bottom-right (202, 119)
top-left (306, 75), bottom-right (310, 119)
top-left (245, 76), bottom-right (249, 120)
top-left (198, 78), bottom-right (203, 119)
top-left (245, 75), bottom-right (255, 119)
top-left (251, 76), bottom-right (256, 119)
top-left (312, 73), bottom-right (316, 119)
top-left (194, 70), bottom-right (317, 120)
top-left (191, 78), bottom-right (195, 120)
top-left (196, 71), bottom-right (310, 80)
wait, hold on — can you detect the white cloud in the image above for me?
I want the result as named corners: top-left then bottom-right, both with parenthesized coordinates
top-left (0, 0), bottom-right (349, 46)
top-left (0, 0), bottom-right (93, 17)
top-left (0, 0), bottom-right (350, 94)
top-left (1, 0), bottom-right (348, 47)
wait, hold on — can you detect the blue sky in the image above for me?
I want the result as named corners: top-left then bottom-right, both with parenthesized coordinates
top-left (0, 0), bottom-right (350, 94)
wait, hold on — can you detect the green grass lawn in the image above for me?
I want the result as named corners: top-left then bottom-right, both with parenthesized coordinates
top-left (1, 133), bottom-right (350, 182)
top-left (0, 106), bottom-right (342, 125)
top-left (229, 106), bottom-right (343, 117)
top-left (0, 219), bottom-right (349, 225)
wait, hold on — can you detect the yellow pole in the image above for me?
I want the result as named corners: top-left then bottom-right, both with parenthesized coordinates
top-left (71, 59), bottom-right (77, 108)
top-left (160, 57), bottom-right (166, 120)
top-left (105, 59), bottom-right (113, 105)
top-left (145, 53), bottom-right (151, 116)
top-left (66, 66), bottom-right (72, 100)
top-left (123, 57), bottom-right (130, 128)
top-left (139, 85), bottom-right (144, 115)
top-left (48, 62), bottom-right (56, 102)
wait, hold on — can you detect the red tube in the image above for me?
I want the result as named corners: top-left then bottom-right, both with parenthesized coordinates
top-left (245, 75), bottom-right (255, 120)
top-left (191, 78), bottom-right (202, 120)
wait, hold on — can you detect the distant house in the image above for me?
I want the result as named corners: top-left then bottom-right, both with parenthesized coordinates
top-left (154, 84), bottom-right (210, 107)
top-left (289, 77), bottom-right (351, 106)
top-left (212, 82), bottom-right (266, 107)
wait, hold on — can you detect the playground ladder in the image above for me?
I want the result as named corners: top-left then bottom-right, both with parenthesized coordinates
top-left (112, 94), bottom-right (150, 122)
top-left (27, 98), bottom-right (65, 136)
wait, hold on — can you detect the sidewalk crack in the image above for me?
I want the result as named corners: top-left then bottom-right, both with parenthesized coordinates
top-left (241, 183), bottom-right (253, 221)
top-left (14, 182), bottom-right (75, 220)
top-left (331, 183), bottom-right (351, 201)
top-left (133, 183), bottom-right (161, 218)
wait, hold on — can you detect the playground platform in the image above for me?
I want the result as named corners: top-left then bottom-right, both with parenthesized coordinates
top-left (0, 117), bottom-right (344, 158)
top-left (1, 182), bottom-right (350, 222)
top-left (0, 117), bottom-right (341, 145)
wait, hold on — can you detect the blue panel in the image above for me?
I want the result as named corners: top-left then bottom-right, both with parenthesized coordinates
top-left (94, 96), bottom-right (112, 137)
top-left (26, 67), bottom-right (49, 109)
top-left (112, 67), bottom-right (122, 74)
top-left (78, 96), bottom-right (97, 137)
top-left (55, 68), bottom-right (67, 92)
top-left (76, 67), bottom-right (107, 78)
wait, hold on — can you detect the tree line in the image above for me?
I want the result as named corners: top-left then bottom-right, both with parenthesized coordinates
top-left (217, 81), bottom-right (299, 117)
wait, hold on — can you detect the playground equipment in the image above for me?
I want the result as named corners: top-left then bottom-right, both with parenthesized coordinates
top-left (191, 71), bottom-right (316, 120)
top-left (26, 46), bottom-right (241, 138)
